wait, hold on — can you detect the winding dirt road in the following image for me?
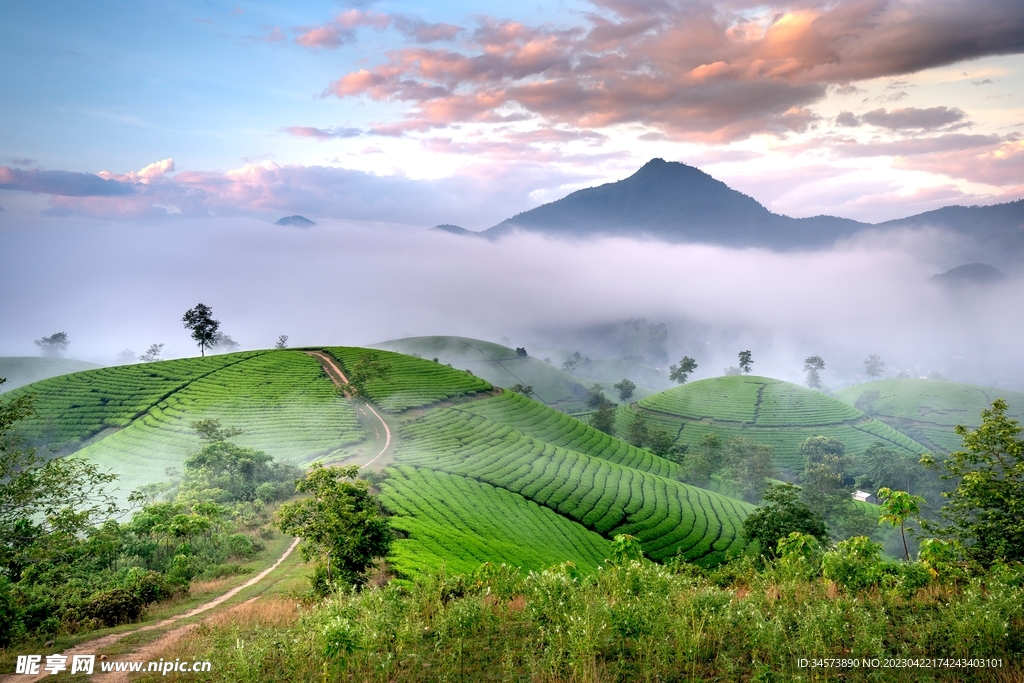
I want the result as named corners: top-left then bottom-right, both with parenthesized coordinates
top-left (305, 350), bottom-right (392, 468)
top-left (2, 538), bottom-right (299, 682)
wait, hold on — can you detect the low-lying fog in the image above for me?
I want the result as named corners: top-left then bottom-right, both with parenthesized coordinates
top-left (1, 216), bottom-right (1022, 391)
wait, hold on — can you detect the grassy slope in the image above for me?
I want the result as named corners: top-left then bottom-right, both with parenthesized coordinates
top-left (835, 378), bottom-right (1024, 454)
top-left (371, 336), bottom-right (657, 413)
top-left (620, 375), bottom-right (929, 471)
top-left (391, 390), bottom-right (753, 567)
top-left (9, 350), bottom-right (365, 499)
top-left (11, 345), bottom-right (749, 574)
top-left (0, 356), bottom-right (103, 391)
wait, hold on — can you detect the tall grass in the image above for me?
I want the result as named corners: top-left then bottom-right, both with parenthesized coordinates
top-left (138, 558), bottom-right (1024, 682)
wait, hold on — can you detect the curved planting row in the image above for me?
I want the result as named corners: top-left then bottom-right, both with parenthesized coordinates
top-left (457, 392), bottom-right (680, 479)
top-left (380, 466), bottom-right (611, 576)
top-left (395, 407), bottom-right (753, 564)
top-left (7, 352), bottom-right (260, 448)
top-left (324, 347), bottom-right (492, 412)
top-left (57, 351), bottom-right (363, 499)
top-left (639, 376), bottom-right (763, 423)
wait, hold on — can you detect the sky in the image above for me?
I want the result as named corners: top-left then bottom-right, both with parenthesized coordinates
top-left (1, 0), bottom-right (1023, 226)
top-left (2, 1), bottom-right (1024, 389)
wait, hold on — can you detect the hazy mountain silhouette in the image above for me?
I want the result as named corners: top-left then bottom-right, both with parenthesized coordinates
top-left (434, 159), bottom-right (1024, 257)
top-left (930, 263), bottom-right (1006, 286)
top-left (275, 215), bottom-right (316, 227)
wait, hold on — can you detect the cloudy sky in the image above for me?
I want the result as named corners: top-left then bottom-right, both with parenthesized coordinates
top-left (2, 0), bottom-right (1023, 227)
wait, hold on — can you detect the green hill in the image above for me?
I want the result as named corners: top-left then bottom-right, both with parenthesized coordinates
top-left (6, 350), bottom-right (367, 499)
top-left (372, 336), bottom-right (656, 413)
top-left (620, 375), bottom-right (929, 471)
top-left (11, 345), bottom-right (751, 573)
top-left (835, 379), bottom-right (1024, 454)
top-left (0, 356), bottom-right (102, 391)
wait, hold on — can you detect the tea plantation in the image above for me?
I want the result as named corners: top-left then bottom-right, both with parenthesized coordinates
top-left (0, 356), bottom-right (102, 391)
top-left (5, 350), bottom-right (366, 498)
top-left (380, 466), bottom-right (611, 575)
top-left (835, 378), bottom-right (1024, 453)
top-left (389, 394), bottom-right (753, 567)
top-left (372, 336), bottom-right (655, 412)
top-left (620, 375), bottom-right (929, 470)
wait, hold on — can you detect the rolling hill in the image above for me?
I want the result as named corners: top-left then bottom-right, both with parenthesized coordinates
top-left (8, 345), bottom-right (751, 572)
top-left (619, 375), bottom-right (929, 471)
top-left (834, 379), bottom-right (1024, 454)
top-left (0, 356), bottom-right (102, 391)
top-left (372, 336), bottom-right (657, 413)
top-left (5, 350), bottom-right (367, 500)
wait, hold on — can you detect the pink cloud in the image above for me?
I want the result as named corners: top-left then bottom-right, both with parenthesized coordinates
top-left (295, 10), bottom-right (390, 49)
top-left (320, 0), bottom-right (1024, 141)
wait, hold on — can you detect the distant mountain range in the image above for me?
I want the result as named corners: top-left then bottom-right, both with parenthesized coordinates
top-left (434, 159), bottom-right (1024, 261)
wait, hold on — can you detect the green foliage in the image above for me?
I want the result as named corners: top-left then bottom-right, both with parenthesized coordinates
top-left (508, 383), bottom-right (533, 397)
top-left (144, 557), bottom-right (1024, 683)
top-left (738, 350), bottom-right (753, 374)
top-left (864, 353), bottom-right (885, 378)
top-left (626, 408), bottom-right (648, 447)
top-left (340, 352), bottom-right (392, 398)
top-left (34, 332), bottom-right (69, 357)
top-left (588, 400), bottom-right (616, 434)
top-left (612, 378), bottom-right (636, 402)
top-left (277, 464), bottom-right (393, 591)
top-left (182, 303), bottom-right (220, 357)
top-left (933, 399), bottom-right (1024, 566)
top-left (178, 420), bottom-right (301, 503)
top-left (742, 483), bottom-right (829, 557)
top-left (584, 384), bottom-right (607, 409)
top-left (821, 536), bottom-right (884, 590)
top-left (668, 356), bottom-right (697, 384)
top-left (877, 487), bottom-right (925, 560)
top-left (799, 436), bottom-right (851, 523)
top-left (720, 436), bottom-right (776, 502)
top-left (803, 355), bottom-right (825, 389)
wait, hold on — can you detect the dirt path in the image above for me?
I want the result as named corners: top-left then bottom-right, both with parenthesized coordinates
top-left (1, 538), bottom-right (299, 683)
top-left (306, 350), bottom-right (392, 468)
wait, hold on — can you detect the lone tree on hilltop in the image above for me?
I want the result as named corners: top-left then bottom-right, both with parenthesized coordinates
top-left (561, 351), bottom-right (583, 376)
top-left (613, 378), bottom-right (636, 402)
top-left (274, 335), bottom-right (289, 349)
top-left (804, 355), bottom-right (826, 389)
top-left (669, 356), bottom-right (698, 384)
top-left (738, 350), bottom-right (753, 375)
top-left (139, 343), bottom-right (164, 363)
top-left (182, 304), bottom-right (220, 357)
top-left (864, 353), bottom-right (885, 379)
top-left (34, 332), bottom-right (69, 357)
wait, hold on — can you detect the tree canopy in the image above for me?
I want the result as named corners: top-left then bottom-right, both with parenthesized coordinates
top-left (276, 464), bottom-right (393, 590)
top-left (742, 483), bottom-right (829, 558)
top-left (182, 304), bottom-right (220, 357)
top-left (668, 356), bottom-right (698, 384)
top-left (34, 332), bottom-right (69, 357)
top-left (738, 350), bottom-right (753, 374)
top-left (930, 399), bottom-right (1024, 566)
